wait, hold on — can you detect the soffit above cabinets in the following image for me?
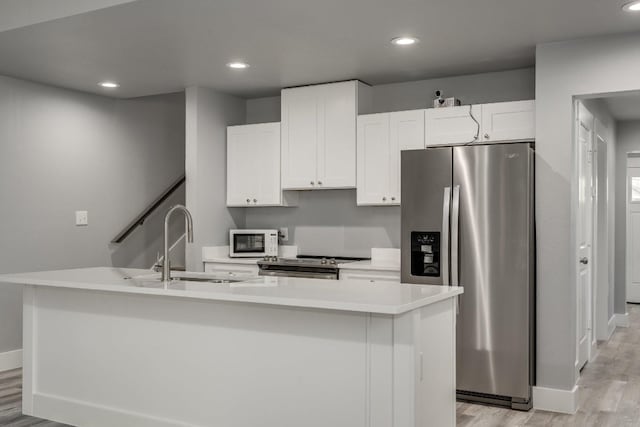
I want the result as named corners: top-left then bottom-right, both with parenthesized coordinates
top-left (0, 0), bottom-right (639, 98)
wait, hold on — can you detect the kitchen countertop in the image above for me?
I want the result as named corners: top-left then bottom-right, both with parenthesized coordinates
top-left (0, 267), bottom-right (461, 315)
top-left (337, 260), bottom-right (400, 272)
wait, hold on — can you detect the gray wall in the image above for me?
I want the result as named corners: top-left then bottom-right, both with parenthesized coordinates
top-left (244, 68), bottom-right (535, 256)
top-left (615, 121), bottom-right (640, 314)
top-left (0, 75), bottom-right (185, 354)
top-left (185, 86), bottom-right (246, 271)
top-left (536, 32), bottom-right (640, 392)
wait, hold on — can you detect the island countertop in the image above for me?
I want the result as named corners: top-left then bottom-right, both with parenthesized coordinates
top-left (0, 267), bottom-right (462, 315)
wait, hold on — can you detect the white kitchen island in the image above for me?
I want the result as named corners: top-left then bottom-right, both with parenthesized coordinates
top-left (0, 267), bottom-right (462, 427)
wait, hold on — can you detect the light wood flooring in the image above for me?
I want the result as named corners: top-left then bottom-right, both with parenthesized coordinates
top-left (457, 303), bottom-right (640, 426)
top-left (2, 305), bottom-right (640, 426)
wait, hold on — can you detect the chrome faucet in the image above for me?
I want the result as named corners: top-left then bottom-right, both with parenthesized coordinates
top-left (162, 205), bottom-right (194, 284)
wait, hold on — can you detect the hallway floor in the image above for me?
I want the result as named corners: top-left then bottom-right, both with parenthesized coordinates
top-left (457, 304), bottom-right (640, 426)
top-left (2, 305), bottom-right (640, 426)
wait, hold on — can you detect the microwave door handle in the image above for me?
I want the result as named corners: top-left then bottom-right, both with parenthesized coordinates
top-left (442, 187), bottom-right (451, 286)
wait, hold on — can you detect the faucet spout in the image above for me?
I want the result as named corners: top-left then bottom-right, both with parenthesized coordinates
top-left (163, 204), bottom-right (194, 284)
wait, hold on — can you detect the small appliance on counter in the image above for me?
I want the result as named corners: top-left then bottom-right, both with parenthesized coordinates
top-left (229, 229), bottom-right (278, 258)
top-left (258, 255), bottom-right (368, 280)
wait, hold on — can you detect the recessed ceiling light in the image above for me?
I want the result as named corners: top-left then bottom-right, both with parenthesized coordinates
top-left (391, 36), bottom-right (419, 46)
top-left (99, 81), bottom-right (119, 88)
top-left (227, 62), bottom-right (249, 69)
top-left (623, 0), bottom-right (640, 11)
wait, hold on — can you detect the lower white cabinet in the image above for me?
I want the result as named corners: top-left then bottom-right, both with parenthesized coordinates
top-left (357, 109), bottom-right (425, 206)
top-left (227, 122), bottom-right (296, 207)
top-left (203, 262), bottom-right (259, 278)
top-left (339, 269), bottom-right (400, 283)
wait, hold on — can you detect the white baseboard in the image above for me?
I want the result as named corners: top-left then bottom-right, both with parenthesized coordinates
top-left (532, 385), bottom-right (578, 414)
top-left (614, 312), bottom-right (630, 328)
top-left (0, 349), bottom-right (22, 372)
top-left (607, 315), bottom-right (616, 340)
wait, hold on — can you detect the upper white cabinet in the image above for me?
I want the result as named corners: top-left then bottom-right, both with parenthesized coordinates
top-left (227, 122), bottom-right (294, 207)
top-left (281, 80), bottom-right (371, 190)
top-left (425, 100), bottom-right (535, 147)
top-left (357, 109), bottom-right (425, 206)
top-left (425, 105), bottom-right (481, 147)
top-left (480, 100), bottom-right (535, 143)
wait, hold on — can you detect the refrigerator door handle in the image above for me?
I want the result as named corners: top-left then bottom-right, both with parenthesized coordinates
top-left (451, 185), bottom-right (460, 286)
top-left (442, 187), bottom-right (451, 286)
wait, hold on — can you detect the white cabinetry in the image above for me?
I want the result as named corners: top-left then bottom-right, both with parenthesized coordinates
top-left (425, 100), bottom-right (535, 147)
top-left (203, 262), bottom-right (259, 278)
top-left (480, 100), bottom-right (535, 143)
top-left (357, 109), bottom-right (424, 205)
top-left (425, 105), bottom-right (481, 147)
top-left (339, 269), bottom-right (400, 282)
top-left (227, 122), bottom-right (295, 207)
top-left (281, 80), bottom-right (370, 190)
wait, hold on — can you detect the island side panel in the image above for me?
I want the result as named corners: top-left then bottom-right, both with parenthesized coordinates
top-left (26, 286), bottom-right (376, 427)
top-left (393, 297), bottom-right (457, 427)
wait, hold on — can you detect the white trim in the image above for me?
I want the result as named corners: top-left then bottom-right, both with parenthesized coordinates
top-left (532, 385), bottom-right (579, 414)
top-left (614, 312), bottom-right (630, 328)
top-left (607, 315), bottom-right (616, 340)
top-left (0, 349), bottom-right (22, 372)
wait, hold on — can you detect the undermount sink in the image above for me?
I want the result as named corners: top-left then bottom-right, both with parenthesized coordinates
top-left (130, 272), bottom-right (250, 288)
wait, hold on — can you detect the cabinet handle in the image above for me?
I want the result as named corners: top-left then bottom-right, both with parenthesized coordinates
top-left (391, 197), bottom-right (396, 201)
top-left (317, 181), bottom-right (322, 185)
top-left (253, 199), bottom-right (257, 203)
top-left (484, 133), bottom-right (490, 139)
top-left (246, 198), bottom-right (250, 203)
top-left (310, 181), bottom-right (315, 185)
top-left (382, 196), bottom-right (387, 201)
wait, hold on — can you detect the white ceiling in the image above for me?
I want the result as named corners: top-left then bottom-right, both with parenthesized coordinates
top-left (1, 0), bottom-right (640, 98)
top-left (604, 92), bottom-right (640, 121)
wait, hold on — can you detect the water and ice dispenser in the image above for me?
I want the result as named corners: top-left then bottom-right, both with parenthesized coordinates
top-left (410, 232), bottom-right (440, 277)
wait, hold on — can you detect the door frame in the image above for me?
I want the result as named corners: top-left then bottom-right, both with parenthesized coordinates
top-left (626, 154), bottom-right (640, 303)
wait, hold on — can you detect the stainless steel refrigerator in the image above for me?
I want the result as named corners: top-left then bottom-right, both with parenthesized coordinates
top-left (401, 142), bottom-right (535, 410)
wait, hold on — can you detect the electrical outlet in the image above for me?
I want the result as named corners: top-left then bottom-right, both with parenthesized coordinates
top-left (75, 211), bottom-right (88, 226)
top-left (279, 227), bottom-right (289, 242)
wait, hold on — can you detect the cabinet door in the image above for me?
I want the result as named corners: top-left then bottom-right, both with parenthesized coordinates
top-left (481, 100), bottom-right (535, 143)
top-left (425, 105), bottom-right (481, 146)
top-left (357, 113), bottom-right (391, 205)
top-left (281, 86), bottom-right (318, 189)
top-left (227, 125), bottom-right (257, 206)
top-left (389, 109), bottom-right (426, 204)
top-left (339, 269), bottom-right (400, 282)
top-left (317, 81), bottom-right (357, 188)
top-left (227, 123), bottom-right (281, 207)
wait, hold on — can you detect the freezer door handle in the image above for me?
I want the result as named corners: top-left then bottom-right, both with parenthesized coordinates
top-left (442, 187), bottom-right (451, 286)
top-left (451, 185), bottom-right (460, 286)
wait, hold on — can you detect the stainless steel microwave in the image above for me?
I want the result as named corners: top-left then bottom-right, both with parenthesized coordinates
top-left (229, 229), bottom-right (278, 258)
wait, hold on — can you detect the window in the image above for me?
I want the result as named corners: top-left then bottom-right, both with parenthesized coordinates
top-left (632, 177), bottom-right (640, 202)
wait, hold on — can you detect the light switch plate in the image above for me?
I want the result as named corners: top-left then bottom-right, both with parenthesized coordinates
top-left (279, 227), bottom-right (289, 242)
top-left (75, 211), bottom-right (88, 226)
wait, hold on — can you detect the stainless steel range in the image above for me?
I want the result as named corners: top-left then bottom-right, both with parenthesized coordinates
top-left (257, 256), bottom-right (366, 280)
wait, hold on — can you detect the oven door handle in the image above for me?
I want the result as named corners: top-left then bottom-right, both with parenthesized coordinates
top-left (259, 270), bottom-right (338, 280)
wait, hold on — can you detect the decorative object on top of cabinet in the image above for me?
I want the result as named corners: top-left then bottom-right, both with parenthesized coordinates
top-left (480, 100), bottom-right (535, 143)
top-left (357, 109), bottom-right (425, 206)
top-left (227, 122), bottom-right (298, 207)
top-left (425, 100), bottom-right (535, 147)
top-left (281, 80), bottom-right (373, 190)
top-left (433, 90), bottom-right (461, 108)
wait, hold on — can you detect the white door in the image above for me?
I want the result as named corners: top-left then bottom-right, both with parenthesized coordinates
top-left (281, 86), bottom-right (318, 189)
top-left (357, 113), bottom-right (391, 205)
top-left (317, 81), bottom-right (357, 188)
top-left (480, 100), bottom-right (535, 143)
top-left (425, 105), bottom-right (481, 146)
top-left (227, 123), bottom-right (281, 207)
top-left (627, 157), bottom-right (640, 302)
top-left (576, 102), bottom-right (594, 371)
top-left (389, 109), bottom-right (425, 204)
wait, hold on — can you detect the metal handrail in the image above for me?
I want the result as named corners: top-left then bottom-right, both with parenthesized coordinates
top-left (111, 174), bottom-right (186, 244)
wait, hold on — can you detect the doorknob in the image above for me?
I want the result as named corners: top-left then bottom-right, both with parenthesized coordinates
top-left (580, 257), bottom-right (589, 265)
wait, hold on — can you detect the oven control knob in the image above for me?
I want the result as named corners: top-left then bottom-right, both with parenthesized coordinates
top-left (320, 258), bottom-right (327, 264)
top-left (329, 259), bottom-right (337, 265)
